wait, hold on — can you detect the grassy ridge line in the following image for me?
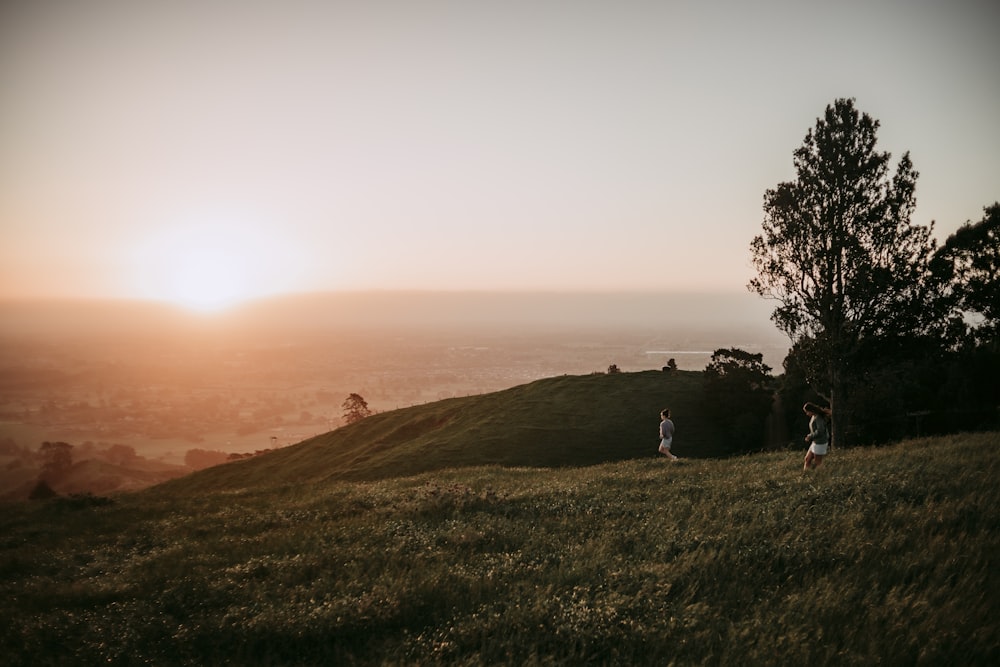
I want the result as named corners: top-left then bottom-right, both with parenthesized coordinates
top-left (161, 370), bottom-right (727, 494)
top-left (2, 432), bottom-right (997, 665)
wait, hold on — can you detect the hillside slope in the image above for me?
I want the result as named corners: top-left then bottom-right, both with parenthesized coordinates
top-left (160, 370), bottom-right (730, 493)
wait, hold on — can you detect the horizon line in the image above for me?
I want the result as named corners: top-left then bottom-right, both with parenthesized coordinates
top-left (0, 286), bottom-right (759, 305)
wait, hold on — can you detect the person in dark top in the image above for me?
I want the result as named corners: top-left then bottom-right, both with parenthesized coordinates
top-left (802, 402), bottom-right (831, 471)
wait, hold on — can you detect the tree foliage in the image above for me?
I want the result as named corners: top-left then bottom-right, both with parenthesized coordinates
top-left (342, 393), bottom-right (372, 425)
top-left (29, 479), bottom-right (59, 500)
top-left (748, 98), bottom-right (943, 444)
top-left (703, 348), bottom-right (774, 450)
top-left (932, 202), bottom-right (1000, 346)
top-left (39, 441), bottom-right (73, 480)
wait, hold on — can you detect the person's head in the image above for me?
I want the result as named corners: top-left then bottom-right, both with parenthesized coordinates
top-left (803, 402), bottom-right (825, 416)
top-left (661, 408), bottom-right (670, 419)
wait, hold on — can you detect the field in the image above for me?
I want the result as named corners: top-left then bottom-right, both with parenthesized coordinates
top-left (3, 431), bottom-right (997, 665)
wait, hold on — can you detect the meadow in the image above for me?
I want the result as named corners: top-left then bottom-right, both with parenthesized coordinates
top-left (2, 431), bottom-right (997, 665)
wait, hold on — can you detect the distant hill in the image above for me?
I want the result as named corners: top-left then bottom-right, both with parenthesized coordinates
top-left (159, 370), bottom-right (734, 494)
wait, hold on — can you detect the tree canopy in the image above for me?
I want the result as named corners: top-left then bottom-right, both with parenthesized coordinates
top-left (748, 98), bottom-right (943, 444)
top-left (342, 393), bottom-right (373, 426)
top-left (39, 441), bottom-right (74, 480)
top-left (933, 202), bottom-right (1000, 346)
top-left (703, 348), bottom-right (774, 449)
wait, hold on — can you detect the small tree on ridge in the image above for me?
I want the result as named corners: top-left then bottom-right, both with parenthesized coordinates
top-left (342, 393), bottom-right (372, 425)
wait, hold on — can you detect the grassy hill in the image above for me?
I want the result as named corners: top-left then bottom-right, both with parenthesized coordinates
top-left (2, 430), bottom-right (997, 665)
top-left (162, 370), bottom-right (729, 493)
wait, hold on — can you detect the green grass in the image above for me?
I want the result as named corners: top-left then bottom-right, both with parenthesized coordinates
top-left (2, 431), bottom-right (998, 665)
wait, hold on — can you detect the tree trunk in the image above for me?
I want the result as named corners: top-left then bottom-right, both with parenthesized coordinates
top-left (830, 369), bottom-right (847, 448)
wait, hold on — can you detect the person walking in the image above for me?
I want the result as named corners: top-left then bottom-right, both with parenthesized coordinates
top-left (658, 408), bottom-right (678, 460)
top-left (802, 402), bottom-right (831, 470)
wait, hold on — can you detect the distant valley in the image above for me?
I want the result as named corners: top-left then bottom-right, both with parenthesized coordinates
top-left (0, 291), bottom-right (787, 496)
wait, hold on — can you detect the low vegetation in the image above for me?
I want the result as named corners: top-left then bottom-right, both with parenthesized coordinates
top-left (2, 431), bottom-right (997, 665)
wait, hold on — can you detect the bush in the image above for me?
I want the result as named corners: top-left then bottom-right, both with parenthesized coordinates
top-left (28, 479), bottom-right (58, 500)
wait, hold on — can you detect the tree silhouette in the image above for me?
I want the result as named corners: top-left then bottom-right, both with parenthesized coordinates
top-left (703, 348), bottom-right (774, 450)
top-left (29, 479), bottom-right (58, 500)
top-left (342, 393), bottom-right (372, 425)
top-left (749, 98), bottom-right (943, 445)
top-left (39, 441), bottom-right (73, 480)
top-left (933, 202), bottom-right (1000, 347)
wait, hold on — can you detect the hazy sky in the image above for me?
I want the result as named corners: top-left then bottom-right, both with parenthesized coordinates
top-left (1, 0), bottom-right (997, 310)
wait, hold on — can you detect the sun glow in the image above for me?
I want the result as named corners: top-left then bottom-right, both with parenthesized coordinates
top-left (131, 212), bottom-right (298, 312)
top-left (166, 244), bottom-right (252, 311)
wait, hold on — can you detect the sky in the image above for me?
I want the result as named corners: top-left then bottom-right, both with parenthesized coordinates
top-left (1, 0), bottom-right (997, 311)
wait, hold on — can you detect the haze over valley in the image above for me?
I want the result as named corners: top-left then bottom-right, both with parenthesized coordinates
top-left (0, 292), bottom-right (786, 492)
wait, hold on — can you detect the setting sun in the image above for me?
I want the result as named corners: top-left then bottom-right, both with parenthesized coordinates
top-left (165, 243), bottom-right (251, 311)
top-left (130, 213), bottom-right (299, 312)
top-left (0, 2), bottom-right (995, 305)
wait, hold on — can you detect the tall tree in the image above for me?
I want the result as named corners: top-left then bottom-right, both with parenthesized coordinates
top-left (748, 98), bottom-right (941, 445)
top-left (931, 203), bottom-right (1000, 432)
top-left (933, 203), bottom-right (1000, 347)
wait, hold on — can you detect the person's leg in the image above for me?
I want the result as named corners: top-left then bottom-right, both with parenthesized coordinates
top-left (813, 454), bottom-right (824, 470)
top-left (803, 451), bottom-right (814, 470)
top-left (659, 439), bottom-right (676, 459)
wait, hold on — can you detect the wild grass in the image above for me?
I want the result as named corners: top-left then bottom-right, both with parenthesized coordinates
top-left (2, 431), bottom-right (998, 665)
